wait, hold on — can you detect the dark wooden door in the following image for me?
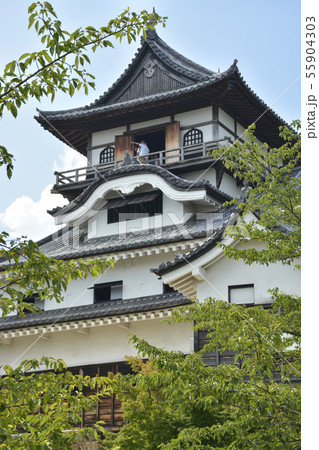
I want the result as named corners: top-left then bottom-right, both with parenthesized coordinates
top-left (165, 122), bottom-right (180, 163)
top-left (115, 135), bottom-right (132, 163)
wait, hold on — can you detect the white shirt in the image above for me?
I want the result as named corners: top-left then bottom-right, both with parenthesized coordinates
top-left (138, 143), bottom-right (149, 156)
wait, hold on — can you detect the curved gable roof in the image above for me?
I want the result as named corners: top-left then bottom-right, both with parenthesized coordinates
top-left (50, 164), bottom-right (232, 224)
top-left (35, 32), bottom-right (290, 154)
top-left (91, 29), bottom-right (214, 108)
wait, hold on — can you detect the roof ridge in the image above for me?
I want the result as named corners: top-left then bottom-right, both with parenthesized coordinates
top-left (86, 31), bottom-right (215, 109)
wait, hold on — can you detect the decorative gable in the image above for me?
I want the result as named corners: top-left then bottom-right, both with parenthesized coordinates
top-left (106, 54), bottom-right (191, 104)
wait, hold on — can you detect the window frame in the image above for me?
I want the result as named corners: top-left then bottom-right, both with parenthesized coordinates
top-left (228, 283), bottom-right (255, 306)
top-left (183, 128), bottom-right (203, 146)
top-left (107, 192), bottom-right (162, 224)
top-left (99, 146), bottom-right (115, 164)
top-left (93, 281), bottom-right (123, 304)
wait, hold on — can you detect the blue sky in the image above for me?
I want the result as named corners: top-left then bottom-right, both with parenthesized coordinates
top-left (0, 0), bottom-right (301, 239)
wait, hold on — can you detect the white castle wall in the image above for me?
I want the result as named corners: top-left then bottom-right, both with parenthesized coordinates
top-left (91, 126), bottom-right (126, 165)
top-left (219, 109), bottom-right (235, 134)
top-left (45, 253), bottom-right (175, 311)
top-left (89, 106), bottom-right (265, 167)
top-left (87, 194), bottom-right (187, 239)
top-left (196, 241), bottom-right (301, 303)
top-left (130, 116), bottom-right (171, 131)
top-left (219, 172), bottom-right (241, 198)
top-left (175, 107), bottom-right (212, 128)
top-left (1, 319), bottom-right (194, 369)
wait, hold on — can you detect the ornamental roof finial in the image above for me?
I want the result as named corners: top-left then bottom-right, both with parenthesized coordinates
top-left (145, 7), bottom-right (158, 39)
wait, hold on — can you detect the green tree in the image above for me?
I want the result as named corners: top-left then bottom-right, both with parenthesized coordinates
top-left (101, 123), bottom-right (301, 449)
top-left (0, 357), bottom-right (110, 449)
top-left (0, 2), bottom-right (166, 447)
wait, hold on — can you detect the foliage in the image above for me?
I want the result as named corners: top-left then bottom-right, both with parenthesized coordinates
top-left (216, 121), bottom-right (301, 267)
top-left (0, 2), bottom-right (166, 447)
top-left (0, 233), bottom-right (113, 318)
top-left (0, 1), bottom-right (166, 173)
top-left (0, 357), bottom-right (110, 449)
top-left (101, 123), bottom-right (301, 449)
top-left (102, 296), bottom-right (300, 449)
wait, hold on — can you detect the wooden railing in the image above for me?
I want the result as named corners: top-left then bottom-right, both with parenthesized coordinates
top-left (54, 137), bottom-right (232, 187)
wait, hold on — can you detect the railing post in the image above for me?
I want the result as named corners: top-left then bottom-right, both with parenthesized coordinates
top-left (75, 169), bottom-right (79, 183)
top-left (203, 142), bottom-right (206, 157)
top-left (180, 145), bottom-right (184, 162)
top-left (159, 151), bottom-right (163, 165)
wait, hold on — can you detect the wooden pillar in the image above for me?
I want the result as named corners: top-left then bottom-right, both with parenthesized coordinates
top-left (212, 105), bottom-right (219, 140)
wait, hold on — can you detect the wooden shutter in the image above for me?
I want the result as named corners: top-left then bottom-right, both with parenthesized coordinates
top-left (115, 135), bottom-right (132, 164)
top-left (165, 122), bottom-right (180, 163)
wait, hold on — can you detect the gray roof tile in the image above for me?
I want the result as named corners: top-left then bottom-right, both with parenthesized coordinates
top-left (0, 292), bottom-right (191, 331)
top-left (152, 207), bottom-right (238, 276)
top-left (37, 207), bottom-right (235, 261)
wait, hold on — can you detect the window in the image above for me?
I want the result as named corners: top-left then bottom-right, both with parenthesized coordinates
top-left (194, 330), bottom-right (237, 366)
top-left (94, 281), bottom-right (123, 303)
top-left (100, 146), bottom-right (115, 164)
top-left (183, 128), bottom-right (203, 146)
top-left (228, 284), bottom-right (255, 305)
top-left (107, 192), bottom-right (162, 224)
top-left (23, 294), bottom-right (44, 314)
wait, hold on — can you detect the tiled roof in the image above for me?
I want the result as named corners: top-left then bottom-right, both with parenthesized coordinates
top-left (36, 68), bottom-right (233, 121)
top-left (152, 208), bottom-right (238, 276)
top-left (50, 164), bottom-right (232, 218)
top-left (37, 208), bottom-right (234, 260)
top-left (152, 164), bottom-right (301, 276)
top-left (0, 292), bottom-right (191, 331)
top-left (152, 229), bottom-right (225, 277)
top-left (90, 29), bottom-right (214, 108)
top-left (35, 55), bottom-right (289, 134)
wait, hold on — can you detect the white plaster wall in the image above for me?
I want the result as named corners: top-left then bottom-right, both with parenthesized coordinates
top-left (130, 116), bottom-right (170, 131)
top-left (87, 194), bottom-right (186, 239)
top-left (183, 168), bottom-right (240, 198)
top-left (181, 169), bottom-right (216, 186)
top-left (45, 278), bottom-right (93, 311)
top-left (163, 195), bottom-right (185, 225)
top-left (219, 108), bottom-right (235, 133)
top-left (175, 107), bottom-right (212, 127)
top-left (0, 319), bottom-right (194, 369)
top-left (45, 252), bottom-right (177, 311)
top-left (196, 243), bottom-right (300, 303)
top-left (219, 172), bottom-right (241, 197)
top-left (92, 126), bottom-right (126, 147)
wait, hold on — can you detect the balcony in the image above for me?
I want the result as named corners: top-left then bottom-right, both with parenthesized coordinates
top-left (52, 138), bottom-right (232, 197)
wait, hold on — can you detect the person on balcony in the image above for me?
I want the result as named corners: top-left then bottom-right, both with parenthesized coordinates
top-left (133, 140), bottom-right (149, 163)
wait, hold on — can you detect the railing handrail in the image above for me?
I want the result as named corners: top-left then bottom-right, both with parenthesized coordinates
top-left (54, 138), bottom-right (231, 187)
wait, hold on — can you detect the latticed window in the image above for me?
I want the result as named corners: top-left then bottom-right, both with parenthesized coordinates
top-left (100, 146), bottom-right (114, 163)
top-left (183, 128), bottom-right (203, 146)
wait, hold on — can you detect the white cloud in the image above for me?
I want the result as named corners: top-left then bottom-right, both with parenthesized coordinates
top-left (0, 185), bottom-right (67, 241)
top-left (53, 146), bottom-right (86, 172)
top-left (0, 146), bottom-right (88, 241)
